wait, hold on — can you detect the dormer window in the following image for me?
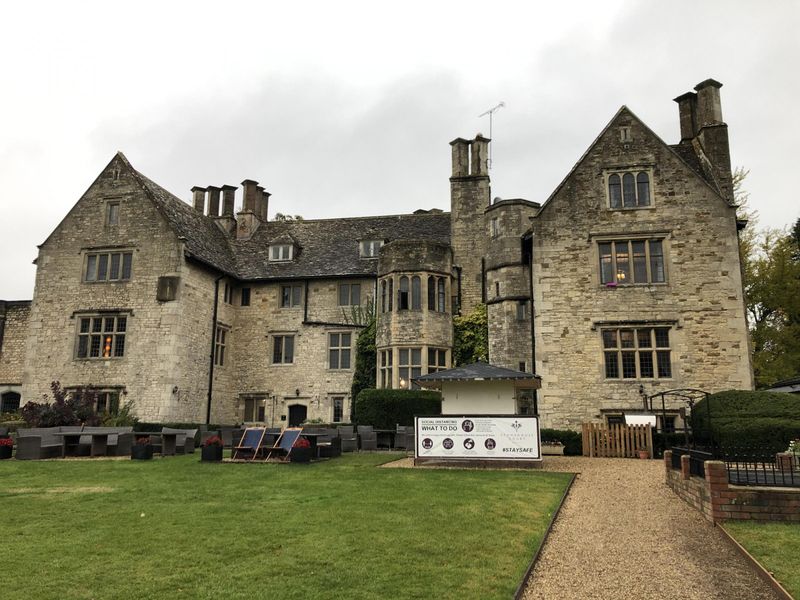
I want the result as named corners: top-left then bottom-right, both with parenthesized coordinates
top-left (269, 244), bottom-right (293, 262)
top-left (360, 240), bottom-right (384, 258)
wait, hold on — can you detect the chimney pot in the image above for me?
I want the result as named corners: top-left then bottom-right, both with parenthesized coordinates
top-left (191, 186), bottom-right (206, 213)
top-left (673, 91), bottom-right (698, 141)
top-left (694, 78), bottom-right (724, 127)
top-left (471, 135), bottom-right (490, 177)
top-left (449, 138), bottom-right (469, 178)
top-left (261, 190), bottom-right (271, 221)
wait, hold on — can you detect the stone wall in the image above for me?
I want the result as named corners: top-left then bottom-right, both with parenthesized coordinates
top-left (21, 155), bottom-right (199, 421)
top-left (665, 451), bottom-right (800, 523)
top-left (531, 108), bottom-right (753, 429)
top-left (230, 277), bottom-right (375, 426)
top-left (0, 301), bottom-right (30, 387)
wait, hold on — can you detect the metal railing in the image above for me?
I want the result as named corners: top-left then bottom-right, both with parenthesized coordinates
top-left (670, 447), bottom-right (713, 478)
top-left (721, 447), bottom-right (799, 488)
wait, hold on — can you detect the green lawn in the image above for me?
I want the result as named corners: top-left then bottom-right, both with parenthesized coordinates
top-left (723, 521), bottom-right (800, 597)
top-left (0, 453), bottom-right (572, 600)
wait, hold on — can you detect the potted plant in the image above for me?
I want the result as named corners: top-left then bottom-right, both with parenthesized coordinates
top-left (131, 436), bottom-right (153, 460)
top-left (290, 436), bottom-right (312, 463)
top-left (0, 436), bottom-right (13, 460)
top-left (638, 447), bottom-right (650, 460)
top-left (201, 435), bottom-right (224, 462)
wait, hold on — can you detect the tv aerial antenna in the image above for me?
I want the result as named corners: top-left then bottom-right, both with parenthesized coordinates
top-left (478, 101), bottom-right (505, 169)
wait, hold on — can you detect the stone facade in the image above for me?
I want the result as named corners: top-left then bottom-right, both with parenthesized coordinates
top-left (0, 301), bottom-right (30, 410)
top-left (7, 77), bottom-right (753, 430)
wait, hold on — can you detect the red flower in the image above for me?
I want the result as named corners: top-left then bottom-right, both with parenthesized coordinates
top-left (294, 437), bottom-right (311, 449)
top-left (0, 437), bottom-right (13, 447)
top-left (203, 435), bottom-right (223, 447)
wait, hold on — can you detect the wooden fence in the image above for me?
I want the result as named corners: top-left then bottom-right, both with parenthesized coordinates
top-left (581, 423), bottom-right (654, 458)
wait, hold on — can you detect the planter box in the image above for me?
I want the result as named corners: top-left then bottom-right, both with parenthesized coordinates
top-left (131, 444), bottom-right (154, 460)
top-left (0, 445), bottom-right (12, 460)
top-left (542, 444), bottom-right (565, 456)
top-left (290, 447), bottom-right (312, 463)
top-left (201, 445), bottom-right (223, 462)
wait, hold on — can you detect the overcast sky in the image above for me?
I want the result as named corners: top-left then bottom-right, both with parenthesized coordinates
top-left (1, 0), bottom-right (798, 299)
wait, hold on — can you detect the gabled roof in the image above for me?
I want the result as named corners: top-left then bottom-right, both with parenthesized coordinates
top-left (535, 106), bottom-right (729, 218)
top-left (118, 153), bottom-right (450, 281)
top-left (414, 361), bottom-right (541, 388)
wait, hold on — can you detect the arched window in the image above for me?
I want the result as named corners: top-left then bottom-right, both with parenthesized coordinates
top-left (622, 173), bottom-right (636, 207)
top-left (380, 280), bottom-right (387, 313)
top-left (608, 174), bottom-right (622, 208)
top-left (398, 276), bottom-right (409, 310)
top-left (437, 278), bottom-right (446, 313)
top-left (636, 172), bottom-right (650, 206)
top-left (0, 391), bottom-right (21, 413)
top-left (427, 276), bottom-right (435, 311)
top-left (411, 276), bottom-right (421, 310)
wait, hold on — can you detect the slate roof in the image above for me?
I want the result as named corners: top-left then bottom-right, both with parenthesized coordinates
top-left (415, 361), bottom-right (541, 385)
top-left (767, 376), bottom-right (800, 394)
top-left (122, 153), bottom-right (450, 281)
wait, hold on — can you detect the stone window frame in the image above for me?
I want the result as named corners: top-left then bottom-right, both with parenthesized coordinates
top-left (379, 349), bottom-right (393, 389)
top-left (601, 326), bottom-right (673, 380)
top-left (360, 239), bottom-right (384, 258)
top-left (0, 391), bottom-right (21, 413)
top-left (240, 287), bottom-right (251, 307)
top-left (105, 199), bottom-right (121, 227)
top-left (427, 347), bottom-right (448, 373)
top-left (398, 347), bottom-right (422, 390)
top-left (242, 395), bottom-right (267, 422)
top-left (604, 167), bottom-right (654, 210)
top-left (427, 275), bottom-right (448, 313)
top-left (592, 232), bottom-right (669, 287)
top-left (75, 312), bottom-right (129, 360)
top-left (214, 324), bottom-right (229, 367)
top-left (269, 244), bottom-right (294, 262)
top-left (338, 282), bottom-right (361, 307)
top-left (328, 331), bottom-right (353, 370)
top-left (83, 250), bottom-right (133, 283)
top-left (271, 333), bottom-right (295, 365)
top-left (66, 386), bottom-right (124, 415)
top-left (280, 284), bottom-right (303, 308)
top-left (490, 217), bottom-right (500, 238)
top-left (516, 300), bottom-right (529, 321)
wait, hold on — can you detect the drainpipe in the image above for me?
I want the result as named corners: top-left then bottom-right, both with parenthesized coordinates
top-left (206, 275), bottom-right (225, 425)
top-left (528, 232), bottom-right (538, 415)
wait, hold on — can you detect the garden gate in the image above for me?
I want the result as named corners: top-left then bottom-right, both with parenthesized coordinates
top-left (582, 423), bottom-right (654, 458)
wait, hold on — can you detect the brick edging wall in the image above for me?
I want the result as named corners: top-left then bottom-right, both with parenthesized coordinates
top-left (664, 450), bottom-right (800, 523)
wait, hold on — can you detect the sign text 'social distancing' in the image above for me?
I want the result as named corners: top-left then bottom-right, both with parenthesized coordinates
top-left (415, 415), bottom-right (541, 460)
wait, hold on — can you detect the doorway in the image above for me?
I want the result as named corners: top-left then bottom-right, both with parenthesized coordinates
top-left (288, 404), bottom-right (307, 427)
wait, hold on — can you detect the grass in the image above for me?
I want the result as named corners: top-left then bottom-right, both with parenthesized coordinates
top-left (0, 453), bottom-right (572, 600)
top-left (723, 521), bottom-right (800, 597)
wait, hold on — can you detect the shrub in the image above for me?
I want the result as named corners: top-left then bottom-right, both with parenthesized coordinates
top-left (21, 381), bottom-right (100, 427)
top-left (691, 390), bottom-right (800, 452)
top-left (540, 428), bottom-right (582, 456)
top-left (452, 304), bottom-right (488, 366)
top-left (354, 389), bottom-right (442, 429)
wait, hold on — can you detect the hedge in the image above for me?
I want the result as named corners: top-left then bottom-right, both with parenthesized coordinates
top-left (540, 428), bottom-right (582, 456)
top-left (691, 390), bottom-right (800, 452)
top-left (354, 389), bottom-right (442, 429)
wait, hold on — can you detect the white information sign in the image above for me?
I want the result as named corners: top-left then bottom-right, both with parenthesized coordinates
top-left (415, 415), bottom-right (541, 460)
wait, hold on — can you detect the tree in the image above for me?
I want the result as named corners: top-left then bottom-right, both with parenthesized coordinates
top-left (452, 303), bottom-right (488, 366)
top-left (746, 221), bottom-right (800, 387)
top-left (350, 319), bottom-right (376, 422)
top-left (274, 213), bottom-right (304, 222)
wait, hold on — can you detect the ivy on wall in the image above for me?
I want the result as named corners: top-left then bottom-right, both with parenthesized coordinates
top-left (453, 303), bottom-right (488, 366)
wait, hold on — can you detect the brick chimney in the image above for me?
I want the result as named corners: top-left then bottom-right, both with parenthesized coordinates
top-left (206, 186), bottom-right (221, 217)
top-left (242, 179), bottom-right (259, 213)
top-left (191, 186), bottom-right (206, 213)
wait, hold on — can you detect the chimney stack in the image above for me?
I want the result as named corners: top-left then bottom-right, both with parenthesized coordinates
top-left (673, 92), bottom-right (697, 141)
top-left (450, 138), bottom-right (469, 177)
top-left (256, 185), bottom-right (265, 220)
top-left (694, 78), bottom-right (723, 127)
top-left (206, 186), bottom-right (221, 217)
top-left (241, 179), bottom-right (259, 213)
top-left (191, 186), bottom-right (206, 213)
top-left (221, 185), bottom-right (236, 217)
top-left (471, 135), bottom-right (490, 177)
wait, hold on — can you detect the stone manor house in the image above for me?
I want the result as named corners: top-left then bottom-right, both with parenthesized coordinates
top-left (0, 78), bottom-right (753, 430)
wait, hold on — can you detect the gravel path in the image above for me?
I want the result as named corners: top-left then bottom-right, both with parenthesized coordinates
top-left (523, 456), bottom-right (780, 600)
